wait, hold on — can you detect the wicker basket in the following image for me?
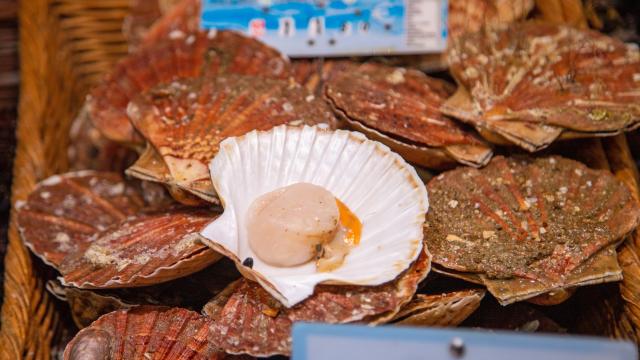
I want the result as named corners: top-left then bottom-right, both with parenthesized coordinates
top-left (1, 0), bottom-right (639, 358)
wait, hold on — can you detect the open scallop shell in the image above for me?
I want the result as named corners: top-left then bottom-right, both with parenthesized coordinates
top-left (324, 62), bottom-right (492, 169)
top-left (126, 75), bottom-right (337, 204)
top-left (202, 250), bottom-right (430, 357)
top-left (16, 171), bottom-right (221, 288)
top-left (425, 156), bottom-right (640, 304)
top-left (63, 306), bottom-right (225, 360)
top-left (88, 28), bottom-right (290, 145)
top-left (200, 125), bottom-right (429, 307)
top-left (443, 22), bottom-right (640, 151)
top-left (391, 289), bottom-right (485, 327)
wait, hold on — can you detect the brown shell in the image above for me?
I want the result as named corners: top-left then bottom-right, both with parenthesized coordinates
top-left (140, 0), bottom-right (201, 47)
top-left (88, 28), bottom-right (290, 145)
top-left (48, 259), bottom-right (240, 328)
top-left (127, 75), bottom-right (338, 203)
top-left (63, 306), bottom-right (225, 360)
top-left (59, 207), bottom-right (220, 288)
top-left (425, 156), bottom-right (640, 303)
top-left (443, 22), bottom-right (640, 151)
top-left (16, 171), bottom-right (144, 267)
top-left (480, 244), bottom-right (622, 305)
top-left (325, 62), bottom-right (492, 169)
top-left (391, 289), bottom-right (485, 327)
top-left (68, 105), bottom-right (137, 172)
top-left (291, 59), bottom-right (355, 96)
top-left (122, 0), bottom-right (163, 52)
top-left (16, 171), bottom-right (221, 288)
top-left (448, 0), bottom-right (534, 38)
top-left (202, 250), bottom-right (430, 357)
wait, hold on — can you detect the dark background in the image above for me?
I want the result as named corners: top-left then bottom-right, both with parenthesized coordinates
top-left (0, 0), bottom-right (18, 309)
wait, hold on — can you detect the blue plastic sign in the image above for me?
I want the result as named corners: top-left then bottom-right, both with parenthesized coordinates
top-left (201, 0), bottom-right (448, 57)
top-left (291, 323), bottom-right (638, 360)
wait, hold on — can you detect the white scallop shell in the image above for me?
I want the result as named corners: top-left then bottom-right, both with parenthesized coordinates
top-left (200, 125), bottom-right (429, 307)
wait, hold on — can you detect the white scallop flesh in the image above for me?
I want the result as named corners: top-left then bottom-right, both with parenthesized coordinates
top-left (247, 182), bottom-right (339, 267)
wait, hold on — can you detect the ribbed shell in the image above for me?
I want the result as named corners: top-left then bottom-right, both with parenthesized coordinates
top-left (291, 59), bottom-right (355, 96)
top-left (126, 75), bottom-right (337, 203)
top-left (448, 0), bottom-right (534, 38)
top-left (88, 28), bottom-right (290, 145)
top-left (202, 250), bottom-right (430, 357)
top-left (16, 171), bottom-right (144, 267)
top-left (200, 126), bottom-right (429, 307)
top-left (391, 289), bottom-right (485, 327)
top-left (138, 0), bottom-right (200, 48)
top-left (16, 171), bottom-right (221, 289)
top-left (59, 207), bottom-right (219, 289)
top-left (426, 156), bottom-right (639, 304)
top-left (443, 22), bottom-right (640, 151)
top-left (48, 259), bottom-right (240, 328)
top-left (325, 62), bottom-right (492, 168)
top-left (63, 306), bottom-right (225, 360)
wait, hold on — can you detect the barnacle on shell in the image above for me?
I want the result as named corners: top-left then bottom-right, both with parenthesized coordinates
top-left (443, 22), bottom-right (640, 151)
top-left (16, 171), bottom-right (221, 289)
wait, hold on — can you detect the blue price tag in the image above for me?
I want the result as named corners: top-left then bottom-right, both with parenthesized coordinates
top-left (292, 323), bottom-right (637, 360)
top-left (201, 0), bottom-right (448, 57)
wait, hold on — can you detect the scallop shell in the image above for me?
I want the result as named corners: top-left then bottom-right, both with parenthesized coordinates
top-left (141, 0), bottom-right (201, 47)
top-left (16, 171), bottom-right (221, 288)
top-left (391, 289), bottom-right (485, 327)
top-left (202, 250), bottom-right (430, 357)
top-left (443, 22), bottom-right (640, 151)
top-left (448, 0), bottom-right (534, 38)
top-left (88, 28), bottom-right (290, 145)
top-left (465, 300), bottom-right (566, 332)
top-left (126, 75), bottom-right (337, 203)
top-left (200, 125), bottom-right (429, 307)
top-left (63, 306), bottom-right (225, 360)
top-left (324, 62), bottom-right (492, 169)
top-left (425, 156), bottom-right (640, 304)
top-left (16, 171), bottom-right (144, 267)
top-left (47, 259), bottom-right (240, 328)
top-left (68, 104), bottom-right (137, 172)
top-left (291, 59), bottom-right (354, 96)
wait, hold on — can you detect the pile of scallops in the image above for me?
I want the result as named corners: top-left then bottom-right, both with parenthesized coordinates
top-left (14, 0), bottom-right (640, 358)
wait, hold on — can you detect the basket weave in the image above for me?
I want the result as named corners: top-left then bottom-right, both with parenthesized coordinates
top-left (1, 0), bottom-right (639, 358)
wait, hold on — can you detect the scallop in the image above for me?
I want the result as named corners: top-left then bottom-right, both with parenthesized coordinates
top-left (200, 125), bottom-right (429, 307)
top-left (16, 171), bottom-right (221, 289)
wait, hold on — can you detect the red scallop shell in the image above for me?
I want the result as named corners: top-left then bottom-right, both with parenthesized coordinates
top-left (324, 61), bottom-right (492, 168)
top-left (16, 171), bottom-right (220, 288)
top-left (448, 0), bottom-right (534, 38)
top-left (202, 250), bottom-right (430, 357)
top-left (126, 75), bottom-right (337, 203)
top-left (48, 258), bottom-right (241, 328)
top-left (140, 0), bottom-right (201, 47)
top-left (88, 27), bottom-right (290, 145)
top-left (443, 22), bottom-right (640, 151)
top-left (63, 306), bottom-right (225, 360)
top-left (425, 156), bottom-right (639, 302)
top-left (16, 171), bottom-right (144, 267)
